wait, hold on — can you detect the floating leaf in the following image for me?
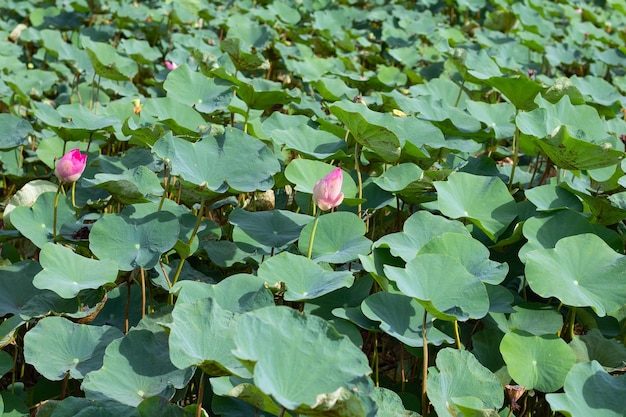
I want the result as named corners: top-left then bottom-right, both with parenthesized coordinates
top-left (427, 348), bottom-right (504, 417)
top-left (501, 330), bottom-right (576, 392)
top-left (33, 243), bottom-right (119, 298)
top-left (256, 252), bottom-right (354, 301)
top-left (298, 212), bottom-right (372, 263)
top-left (89, 211), bottom-right (179, 271)
top-left (525, 234), bottom-right (626, 317)
top-left (435, 172), bottom-right (517, 241)
top-left (546, 361), bottom-right (626, 417)
top-left (232, 306), bottom-right (375, 414)
top-left (24, 316), bottom-right (122, 380)
top-left (153, 129), bottom-right (280, 193)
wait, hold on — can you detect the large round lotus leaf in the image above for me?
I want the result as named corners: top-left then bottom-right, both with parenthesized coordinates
top-left (152, 128), bottom-right (280, 193)
top-left (166, 297), bottom-right (249, 377)
top-left (375, 210), bottom-right (470, 261)
top-left (24, 316), bottom-right (122, 380)
top-left (0, 260), bottom-right (43, 317)
top-left (35, 397), bottom-right (139, 417)
top-left (89, 211), bottom-right (179, 271)
top-left (427, 348), bottom-right (504, 417)
top-left (500, 330), bottom-right (576, 392)
top-left (569, 329), bottom-right (626, 372)
top-left (230, 208), bottom-right (313, 251)
top-left (361, 292), bottom-right (453, 347)
top-left (236, 78), bottom-right (299, 110)
top-left (546, 361), bottom-right (626, 417)
top-left (0, 113), bottom-right (32, 150)
top-left (270, 124), bottom-right (347, 160)
top-left (10, 192), bottom-right (75, 248)
top-left (525, 234), bottom-right (626, 317)
top-left (298, 212), bottom-right (372, 263)
top-left (384, 253), bottom-right (489, 321)
top-left (284, 159), bottom-right (357, 197)
top-left (82, 166), bottom-right (163, 205)
top-left (486, 303), bottom-right (563, 336)
top-left (232, 306), bottom-right (374, 413)
top-left (519, 210), bottom-right (622, 262)
top-left (524, 184), bottom-right (582, 212)
top-left (434, 172), bottom-right (517, 241)
top-left (3, 179), bottom-right (57, 228)
top-left (329, 100), bottom-right (402, 162)
top-left (33, 243), bottom-right (118, 298)
top-left (173, 274), bottom-right (274, 313)
top-left (82, 326), bottom-right (194, 407)
top-left (164, 64), bottom-right (233, 114)
top-left (256, 252), bottom-right (354, 301)
top-left (418, 233), bottom-right (507, 284)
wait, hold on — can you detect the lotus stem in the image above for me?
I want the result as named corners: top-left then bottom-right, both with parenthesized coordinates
top-left (196, 371), bottom-right (206, 417)
top-left (53, 182), bottom-right (63, 240)
top-left (454, 320), bottom-right (462, 349)
top-left (306, 211), bottom-right (321, 259)
top-left (422, 310), bottom-right (429, 417)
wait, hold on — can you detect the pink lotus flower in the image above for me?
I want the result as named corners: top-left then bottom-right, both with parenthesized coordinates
top-left (313, 168), bottom-right (344, 211)
top-left (164, 61), bottom-right (179, 70)
top-left (55, 149), bottom-right (87, 183)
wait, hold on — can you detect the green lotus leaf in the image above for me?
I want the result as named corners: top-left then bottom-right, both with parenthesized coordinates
top-left (375, 210), bottom-right (470, 262)
top-left (435, 172), bottom-right (517, 241)
top-left (166, 297), bottom-right (249, 377)
top-left (373, 163), bottom-right (424, 193)
top-left (418, 233), bottom-right (508, 284)
top-left (164, 64), bottom-right (233, 114)
top-left (427, 348), bottom-right (504, 417)
top-left (24, 316), bottom-right (123, 380)
top-left (34, 396), bottom-right (139, 417)
top-left (172, 274), bottom-right (274, 313)
top-left (371, 387), bottom-right (421, 417)
top-left (82, 325), bottom-right (194, 407)
top-left (270, 124), bottom-right (348, 160)
top-left (298, 212), bottom-right (372, 263)
top-left (220, 38), bottom-right (265, 71)
top-left (2, 179), bottom-right (57, 228)
top-left (230, 208), bottom-right (313, 252)
top-left (546, 361), bottom-right (626, 417)
top-left (487, 75), bottom-right (544, 111)
top-left (525, 184), bottom-right (582, 212)
top-left (486, 303), bottom-right (563, 336)
top-left (569, 329), bottom-right (626, 372)
top-left (211, 376), bottom-right (283, 416)
top-left (0, 114), bottom-right (33, 150)
top-left (0, 351), bottom-right (12, 378)
top-left (10, 192), bottom-right (75, 248)
top-left (81, 36), bottom-right (138, 81)
top-left (519, 209), bottom-right (622, 262)
top-left (329, 100), bottom-right (402, 162)
top-left (137, 396), bottom-right (199, 417)
top-left (501, 330), bottom-right (576, 392)
top-left (89, 211), bottom-right (179, 271)
top-left (0, 260), bottom-right (43, 317)
top-left (33, 243), bottom-right (119, 298)
top-left (153, 129), bottom-right (279, 193)
top-left (466, 101), bottom-right (515, 140)
top-left (471, 328), bottom-right (510, 385)
top-left (384, 253), bottom-right (490, 321)
top-left (256, 252), bottom-right (354, 301)
top-left (232, 306), bottom-right (375, 413)
top-left (525, 234), bottom-right (626, 317)
top-left (236, 78), bottom-right (299, 110)
top-left (83, 166), bottom-right (163, 204)
top-left (361, 292), bottom-right (453, 347)
top-left (140, 97), bottom-right (209, 137)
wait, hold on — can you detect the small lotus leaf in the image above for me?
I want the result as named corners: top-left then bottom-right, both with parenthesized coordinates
top-left (10, 192), bottom-right (76, 248)
top-left (361, 292), bottom-right (453, 347)
top-left (270, 124), bottom-right (347, 160)
top-left (232, 306), bottom-right (374, 413)
top-left (256, 252), bottom-right (354, 301)
top-left (230, 208), bottom-right (313, 251)
top-left (164, 64), bottom-right (233, 114)
top-left (569, 329), bottom-right (626, 372)
top-left (546, 361), bottom-right (626, 417)
top-left (89, 211), bottom-right (179, 271)
top-left (525, 184), bottom-right (582, 212)
top-left (33, 243), bottom-right (119, 298)
top-left (83, 166), bottom-right (163, 204)
top-left (82, 36), bottom-right (138, 81)
top-left (435, 172), bottom-right (517, 241)
top-left (0, 114), bottom-right (33, 150)
top-left (500, 330), bottom-right (576, 392)
top-left (298, 212), bottom-right (372, 263)
top-left (384, 253), bottom-right (490, 321)
top-left (427, 348), bottom-right (504, 417)
top-left (24, 316), bottom-right (123, 380)
top-left (525, 234), bottom-right (626, 317)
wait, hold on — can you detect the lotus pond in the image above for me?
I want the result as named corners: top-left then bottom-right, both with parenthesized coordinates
top-left (0, 0), bottom-right (625, 416)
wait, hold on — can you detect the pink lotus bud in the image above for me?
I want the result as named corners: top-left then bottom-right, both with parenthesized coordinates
top-left (55, 149), bottom-right (87, 183)
top-left (312, 168), bottom-right (344, 211)
top-left (164, 61), bottom-right (179, 70)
